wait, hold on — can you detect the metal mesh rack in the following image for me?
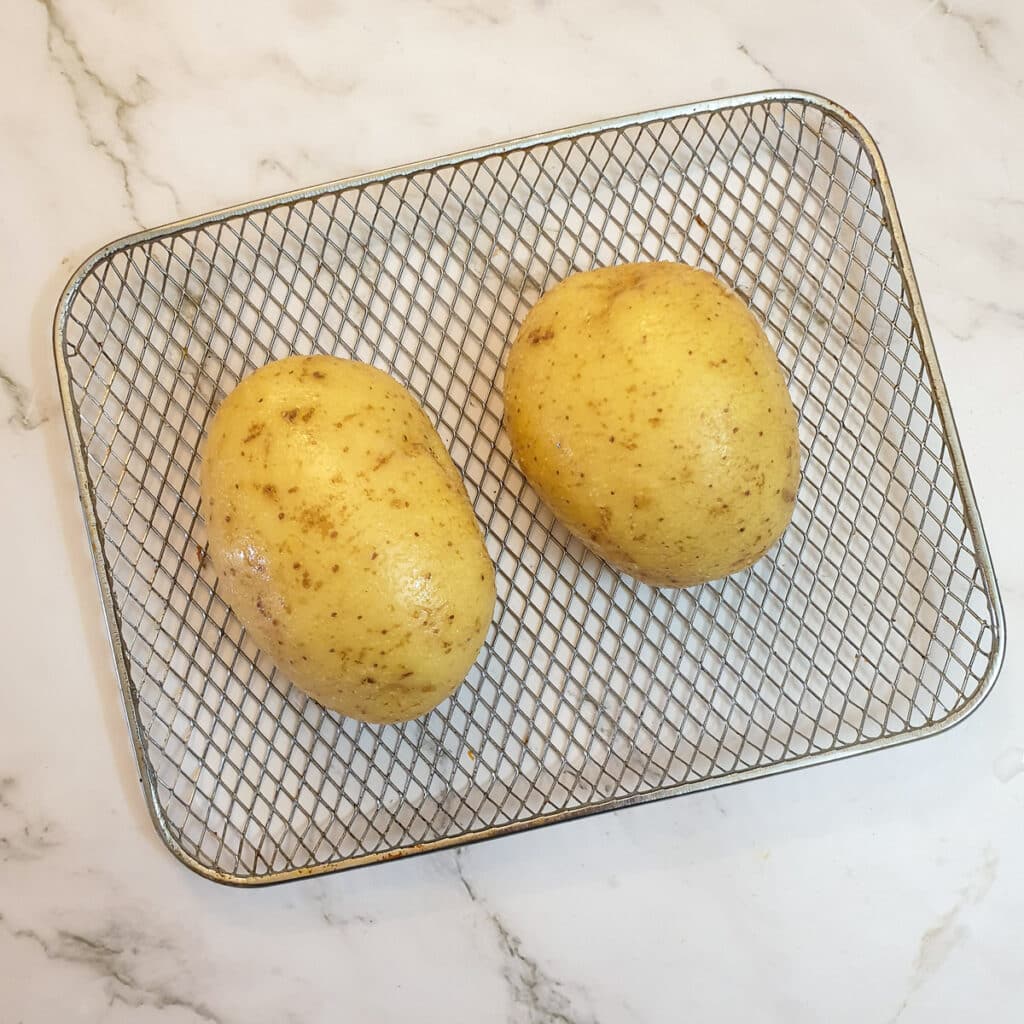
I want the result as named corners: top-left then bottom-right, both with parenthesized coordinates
top-left (54, 91), bottom-right (1004, 884)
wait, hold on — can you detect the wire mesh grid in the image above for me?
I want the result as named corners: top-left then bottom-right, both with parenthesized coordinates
top-left (55, 92), bottom-right (1003, 884)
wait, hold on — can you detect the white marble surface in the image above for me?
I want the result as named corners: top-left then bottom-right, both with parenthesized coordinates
top-left (2, 1), bottom-right (1022, 1020)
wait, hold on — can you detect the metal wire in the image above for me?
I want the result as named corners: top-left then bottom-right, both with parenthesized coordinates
top-left (54, 91), bottom-right (1004, 885)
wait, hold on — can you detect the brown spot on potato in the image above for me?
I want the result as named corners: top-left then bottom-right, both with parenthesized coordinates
top-left (299, 504), bottom-right (337, 538)
top-left (281, 408), bottom-right (299, 422)
top-left (526, 326), bottom-right (555, 345)
top-left (242, 422), bottom-right (265, 443)
top-left (262, 484), bottom-right (278, 499)
top-left (331, 564), bottom-right (339, 573)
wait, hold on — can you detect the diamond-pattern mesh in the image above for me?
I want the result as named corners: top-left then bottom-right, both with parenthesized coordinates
top-left (57, 95), bottom-right (1001, 882)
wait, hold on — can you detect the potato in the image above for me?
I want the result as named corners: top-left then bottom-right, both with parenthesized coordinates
top-left (503, 262), bottom-right (800, 587)
top-left (200, 354), bottom-right (495, 724)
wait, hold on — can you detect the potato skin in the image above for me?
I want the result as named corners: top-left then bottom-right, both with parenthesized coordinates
top-left (200, 355), bottom-right (495, 724)
top-left (503, 262), bottom-right (800, 588)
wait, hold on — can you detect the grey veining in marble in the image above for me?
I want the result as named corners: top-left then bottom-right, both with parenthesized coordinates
top-left (455, 850), bottom-right (601, 1024)
top-left (36, 0), bottom-right (182, 224)
top-left (0, 367), bottom-right (47, 430)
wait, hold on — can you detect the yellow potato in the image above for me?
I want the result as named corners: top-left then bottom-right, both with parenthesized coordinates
top-left (200, 354), bottom-right (495, 724)
top-left (503, 262), bottom-right (800, 587)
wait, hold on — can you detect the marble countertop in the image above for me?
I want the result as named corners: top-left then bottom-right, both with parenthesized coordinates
top-left (2, 1), bottom-right (1022, 1020)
